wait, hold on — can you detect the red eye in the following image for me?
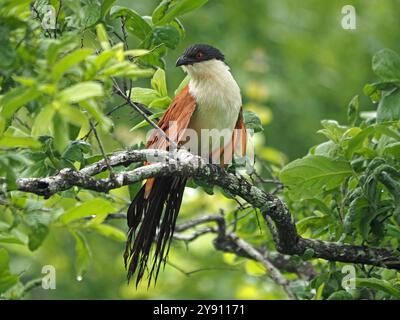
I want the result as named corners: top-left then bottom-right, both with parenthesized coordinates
top-left (196, 52), bottom-right (204, 59)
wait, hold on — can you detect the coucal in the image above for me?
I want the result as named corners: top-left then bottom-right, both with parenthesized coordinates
top-left (124, 44), bottom-right (247, 286)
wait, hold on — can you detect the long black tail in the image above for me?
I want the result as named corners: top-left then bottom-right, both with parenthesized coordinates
top-left (124, 176), bottom-right (187, 286)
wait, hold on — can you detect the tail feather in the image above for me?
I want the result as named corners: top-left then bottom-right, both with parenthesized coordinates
top-left (124, 176), bottom-right (187, 286)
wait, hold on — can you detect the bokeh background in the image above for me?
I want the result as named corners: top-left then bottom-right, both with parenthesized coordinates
top-left (13, 0), bottom-right (400, 299)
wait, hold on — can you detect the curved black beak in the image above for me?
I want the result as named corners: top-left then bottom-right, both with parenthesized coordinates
top-left (176, 56), bottom-right (187, 67)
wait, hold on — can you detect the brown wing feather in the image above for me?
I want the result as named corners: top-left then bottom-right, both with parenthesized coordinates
top-left (144, 85), bottom-right (197, 197)
top-left (147, 85), bottom-right (197, 150)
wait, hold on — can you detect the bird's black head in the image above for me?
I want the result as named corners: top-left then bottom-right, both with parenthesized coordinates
top-left (176, 44), bottom-right (225, 67)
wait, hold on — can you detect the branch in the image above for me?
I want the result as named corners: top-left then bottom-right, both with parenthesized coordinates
top-left (112, 82), bottom-right (178, 149)
top-left (106, 212), bottom-right (316, 279)
top-left (11, 149), bottom-right (400, 271)
top-left (225, 233), bottom-right (296, 299)
top-left (89, 120), bottom-right (114, 179)
top-left (173, 214), bottom-right (296, 299)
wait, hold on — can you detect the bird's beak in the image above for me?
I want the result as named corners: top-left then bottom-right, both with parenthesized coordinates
top-left (176, 56), bottom-right (187, 67)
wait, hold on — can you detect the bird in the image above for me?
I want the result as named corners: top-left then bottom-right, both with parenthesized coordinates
top-left (124, 44), bottom-right (247, 286)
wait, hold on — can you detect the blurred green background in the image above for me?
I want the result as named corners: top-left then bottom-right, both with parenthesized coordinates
top-left (12, 0), bottom-right (400, 299)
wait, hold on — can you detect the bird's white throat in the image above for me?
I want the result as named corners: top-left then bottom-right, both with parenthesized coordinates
top-left (184, 59), bottom-right (242, 114)
top-left (182, 59), bottom-right (242, 158)
top-left (183, 59), bottom-right (242, 131)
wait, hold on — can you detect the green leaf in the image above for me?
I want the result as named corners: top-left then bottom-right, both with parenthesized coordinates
top-left (81, 0), bottom-right (102, 28)
top-left (89, 224), bottom-right (126, 242)
top-left (312, 141), bottom-right (340, 158)
top-left (376, 167), bottom-right (400, 208)
top-left (51, 48), bottom-right (93, 81)
top-left (53, 112), bottom-right (69, 153)
top-left (0, 231), bottom-right (27, 245)
top-left (28, 223), bottom-right (49, 251)
top-left (149, 96), bottom-right (172, 109)
top-left (149, 26), bottom-right (180, 49)
top-left (296, 215), bottom-right (329, 235)
top-left (70, 231), bottom-right (91, 279)
top-left (0, 135), bottom-right (41, 149)
top-left (152, 0), bottom-right (209, 25)
top-left (80, 100), bottom-right (113, 131)
top-left (57, 106), bottom-right (89, 139)
top-left (347, 95), bottom-right (359, 125)
top-left (375, 124), bottom-right (400, 141)
top-left (95, 24), bottom-right (110, 50)
top-left (313, 283), bottom-right (325, 300)
top-left (280, 155), bottom-right (353, 199)
top-left (0, 248), bottom-right (19, 294)
top-left (364, 81), bottom-right (398, 104)
top-left (110, 6), bottom-right (152, 40)
top-left (364, 83), bottom-right (382, 104)
top-left (130, 111), bottom-right (164, 131)
top-left (317, 120), bottom-right (347, 143)
top-left (356, 278), bottom-right (400, 298)
top-left (0, 87), bottom-right (40, 119)
top-left (31, 104), bottom-right (55, 137)
top-left (377, 89), bottom-right (400, 123)
top-left (61, 140), bottom-right (91, 168)
top-left (137, 43), bottom-right (167, 68)
top-left (128, 182), bottom-right (142, 201)
top-left (171, 18), bottom-right (186, 38)
top-left (244, 260), bottom-right (266, 276)
top-left (123, 49), bottom-right (150, 58)
top-left (327, 290), bottom-right (353, 300)
top-left (100, 0), bottom-right (116, 17)
top-left (384, 142), bottom-right (400, 157)
top-left (345, 126), bottom-right (374, 159)
top-left (58, 82), bottom-right (104, 104)
top-left (151, 68), bottom-right (168, 96)
top-left (92, 50), bottom-right (115, 70)
top-left (243, 111), bottom-right (263, 133)
top-left (0, 157), bottom-right (17, 189)
top-left (0, 117), bottom-right (5, 136)
top-left (131, 87), bottom-right (161, 105)
top-left (99, 61), bottom-right (154, 78)
top-left (372, 49), bottom-right (400, 82)
top-left (60, 198), bottom-right (116, 224)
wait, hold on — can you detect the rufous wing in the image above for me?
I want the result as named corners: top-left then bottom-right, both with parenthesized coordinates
top-left (144, 85), bottom-right (197, 197)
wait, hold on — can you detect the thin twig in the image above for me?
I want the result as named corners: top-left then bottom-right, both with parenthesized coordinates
top-left (89, 120), bottom-right (114, 179)
top-left (113, 81), bottom-right (178, 149)
top-left (21, 278), bottom-right (43, 297)
top-left (82, 102), bottom-right (128, 141)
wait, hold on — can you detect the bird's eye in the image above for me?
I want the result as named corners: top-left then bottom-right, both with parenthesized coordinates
top-left (196, 52), bottom-right (204, 59)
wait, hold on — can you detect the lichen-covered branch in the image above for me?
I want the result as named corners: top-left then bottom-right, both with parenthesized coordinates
top-left (12, 149), bottom-right (400, 271)
top-left (108, 212), bottom-right (316, 280)
top-left (173, 214), bottom-right (297, 299)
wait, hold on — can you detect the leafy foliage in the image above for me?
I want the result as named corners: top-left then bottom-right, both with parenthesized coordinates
top-left (0, 0), bottom-right (210, 299)
top-left (280, 48), bottom-right (400, 299)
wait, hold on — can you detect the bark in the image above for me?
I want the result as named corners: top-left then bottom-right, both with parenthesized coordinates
top-left (13, 149), bottom-right (400, 271)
